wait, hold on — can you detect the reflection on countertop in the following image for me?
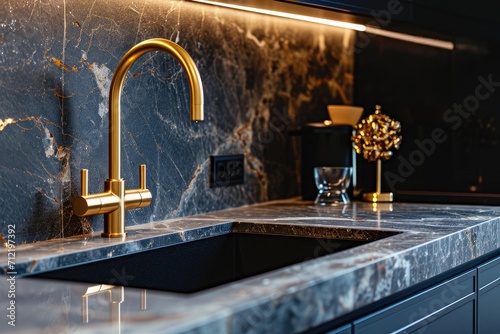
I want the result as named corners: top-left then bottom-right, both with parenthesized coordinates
top-left (2, 198), bottom-right (500, 333)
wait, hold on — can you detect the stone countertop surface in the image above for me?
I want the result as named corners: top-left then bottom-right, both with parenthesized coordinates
top-left (2, 198), bottom-right (500, 333)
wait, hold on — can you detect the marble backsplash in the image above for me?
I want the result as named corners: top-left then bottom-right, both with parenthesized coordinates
top-left (0, 0), bottom-right (354, 243)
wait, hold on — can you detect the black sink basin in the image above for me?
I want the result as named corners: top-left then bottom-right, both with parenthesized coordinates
top-left (32, 223), bottom-right (400, 293)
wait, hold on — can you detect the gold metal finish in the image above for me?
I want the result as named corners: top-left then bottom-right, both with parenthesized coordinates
top-left (139, 164), bottom-right (146, 189)
top-left (363, 162), bottom-right (394, 202)
top-left (72, 38), bottom-right (204, 237)
top-left (108, 38), bottom-right (204, 179)
top-left (363, 192), bottom-right (393, 202)
top-left (352, 105), bottom-right (402, 203)
top-left (352, 105), bottom-right (402, 162)
top-left (81, 284), bottom-right (124, 333)
top-left (81, 169), bottom-right (88, 196)
top-left (140, 289), bottom-right (147, 310)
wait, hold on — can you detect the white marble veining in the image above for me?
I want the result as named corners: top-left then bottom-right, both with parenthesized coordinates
top-left (1, 199), bottom-right (500, 333)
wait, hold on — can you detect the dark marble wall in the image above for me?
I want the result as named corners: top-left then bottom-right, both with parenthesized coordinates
top-left (0, 0), bottom-right (354, 243)
top-left (354, 33), bottom-right (500, 196)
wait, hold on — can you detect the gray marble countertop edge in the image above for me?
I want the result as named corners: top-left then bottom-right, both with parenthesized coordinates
top-left (2, 198), bottom-right (500, 333)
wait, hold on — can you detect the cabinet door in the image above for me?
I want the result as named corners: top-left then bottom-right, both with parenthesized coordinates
top-left (407, 299), bottom-right (475, 334)
top-left (284, 0), bottom-right (408, 18)
top-left (478, 256), bottom-right (500, 334)
top-left (353, 270), bottom-right (476, 334)
top-left (325, 323), bottom-right (352, 334)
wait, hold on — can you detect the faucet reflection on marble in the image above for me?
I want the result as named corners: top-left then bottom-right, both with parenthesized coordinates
top-left (81, 284), bottom-right (123, 332)
top-left (81, 285), bottom-right (147, 332)
top-left (72, 38), bottom-right (204, 237)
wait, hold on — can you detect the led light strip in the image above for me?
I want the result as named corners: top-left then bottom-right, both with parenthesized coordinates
top-left (191, 0), bottom-right (454, 50)
top-left (192, 0), bottom-right (366, 31)
top-left (365, 26), bottom-right (454, 50)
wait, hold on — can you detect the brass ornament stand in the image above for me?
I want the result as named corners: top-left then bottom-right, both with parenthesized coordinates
top-left (351, 105), bottom-right (402, 202)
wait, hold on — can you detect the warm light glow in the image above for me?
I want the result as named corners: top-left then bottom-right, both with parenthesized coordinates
top-left (192, 0), bottom-right (366, 31)
top-left (192, 0), bottom-right (454, 50)
top-left (365, 26), bottom-right (454, 50)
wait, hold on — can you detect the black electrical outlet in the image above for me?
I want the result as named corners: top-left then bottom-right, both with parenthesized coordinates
top-left (210, 155), bottom-right (244, 187)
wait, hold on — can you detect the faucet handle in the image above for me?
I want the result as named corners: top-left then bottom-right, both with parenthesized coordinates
top-left (73, 169), bottom-right (120, 217)
top-left (124, 165), bottom-right (152, 210)
top-left (139, 164), bottom-right (146, 189)
top-left (81, 169), bottom-right (89, 196)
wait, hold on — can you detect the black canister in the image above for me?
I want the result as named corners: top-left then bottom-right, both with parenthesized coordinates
top-left (301, 123), bottom-right (353, 200)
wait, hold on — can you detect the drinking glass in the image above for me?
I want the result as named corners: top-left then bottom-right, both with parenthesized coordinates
top-left (314, 167), bottom-right (352, 205)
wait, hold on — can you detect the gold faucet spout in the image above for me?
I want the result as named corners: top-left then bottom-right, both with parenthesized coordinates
top-left (109, 38), bottom-right (204, 179)
top-left (73, 38), bottom-right (204, 237)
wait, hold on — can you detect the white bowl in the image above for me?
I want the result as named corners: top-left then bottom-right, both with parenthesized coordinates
top-left (327, 105), bottom-right (364, 126)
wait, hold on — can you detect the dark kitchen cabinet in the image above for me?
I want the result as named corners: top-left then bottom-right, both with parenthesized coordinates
top-left (352, 270), bottom-right (476, 334)
top-left (477, 256), bottom-right (500, 334)
top-left (282, 0), bottom-right (413, 32)
top-left (326, 324), bottom-right (352, 334)
top-left (310, 254), bottom-right (500, 334)
top-left (282, 0), bottom-right (409, 18)
top-left (410, 0), bottom-right (500, 26)
top-left (283, 0), bottom-right (500, 41)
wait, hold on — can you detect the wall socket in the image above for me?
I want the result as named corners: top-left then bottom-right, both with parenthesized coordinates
top-left (210, 154), bottom-right (244, 187)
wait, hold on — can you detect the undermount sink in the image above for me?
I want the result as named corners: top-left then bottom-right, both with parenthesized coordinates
top-left (32, 222), bottom-right (400, 293)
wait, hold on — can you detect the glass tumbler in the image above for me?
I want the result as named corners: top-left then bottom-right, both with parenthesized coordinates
top-left (314, 167), bottom-right (352, 205)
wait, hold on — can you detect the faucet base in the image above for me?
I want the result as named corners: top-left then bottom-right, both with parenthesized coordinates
top-left (101, 232), bottom-right (127, 238)
top-left (102, 179), bottom-right (126, 238)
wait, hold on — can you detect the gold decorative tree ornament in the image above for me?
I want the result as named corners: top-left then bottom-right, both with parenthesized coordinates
top-left (351, 105), bottom-right (402, 202)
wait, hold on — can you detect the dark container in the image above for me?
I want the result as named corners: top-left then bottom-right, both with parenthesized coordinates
top-left (301, 123), bottom-right (353, 200)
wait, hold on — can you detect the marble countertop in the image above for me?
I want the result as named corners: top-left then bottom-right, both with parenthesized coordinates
top-left (2, 198), bottom-right (500, 333)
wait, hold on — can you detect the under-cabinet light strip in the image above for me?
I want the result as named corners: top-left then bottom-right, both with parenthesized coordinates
top-left (191, 0), bottom-right (454, 50)
top-left (365, 26), bottom-right (454, 50)
top-left (191, 0), bottom-right (366, 31)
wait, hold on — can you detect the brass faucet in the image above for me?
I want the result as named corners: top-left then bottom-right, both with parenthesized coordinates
top-left (81, 284), bottom-right (124, 324)
top-left (73, 38), bottom-right (204, 237)
top-left (81, 285), bottom-right (146, 332)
